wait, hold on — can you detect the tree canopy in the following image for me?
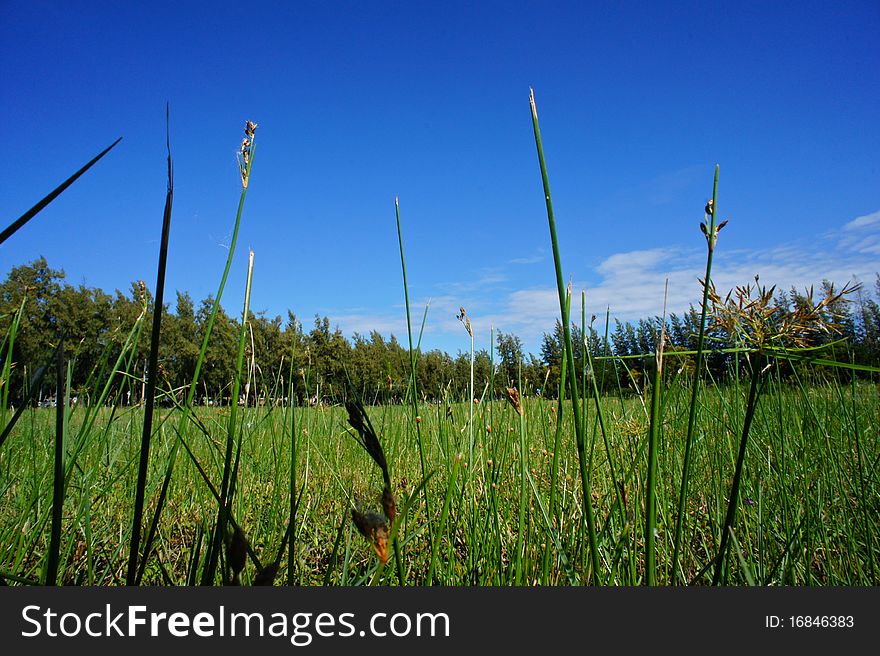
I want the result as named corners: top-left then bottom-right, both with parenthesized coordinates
top-left (2, 258), bottom-right (878, 406)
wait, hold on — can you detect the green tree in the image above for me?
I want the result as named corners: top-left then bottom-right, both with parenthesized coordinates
top-left (495, 330), bottom-right (525, 388)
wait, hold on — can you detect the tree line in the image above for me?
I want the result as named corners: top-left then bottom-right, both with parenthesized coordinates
top-left (2, 258), bottom-right (878, 406)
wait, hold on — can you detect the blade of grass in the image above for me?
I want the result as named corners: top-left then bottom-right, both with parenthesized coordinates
top-left (1, 138), bottom-right (122, 245)
top-left (139, 122), bottom-right (257, 581)
top-left (394, 197), bottom-right (433, 578)
top-left (288, 322), bottom-right (299, 586)
top-left (645, 281), bottom-right (668, 585)
top-left (203, 249), bottom-right (255, 585)
top-left (0, 295), bottom-right (27, 427)
top-left (44, 337), bottom-right (67, 585)
top-left (126, 105), bottom-right (173, 585)
top-left (529, 88), bottom-right (601, 583)
top-left (712, 354), bottom-right (766, 585)
top-left (671, 165), bottom-right (719, 584)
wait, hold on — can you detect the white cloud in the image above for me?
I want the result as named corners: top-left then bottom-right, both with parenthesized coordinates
top-left (841, 210), bottom-right (880, 255)
top-left (316, 210), bottom-right (880, 355)
top-left (844, 210), bottom-right (880, 231)
top-left (509, 253), bottom-right (544, 265)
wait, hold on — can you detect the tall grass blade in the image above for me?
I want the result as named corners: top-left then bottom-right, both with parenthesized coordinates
top-left (126, 105), bottom-right (173, 585)
top-left (671, 165), bottom-right (719, 584)
top-left (712, 355), bottom-right (765, 584)
top-left (1, 138), bottom-right (122, 245)
top-left (288, 326), bottom-right (299, 585)
top-left (542, 292), bottom-right (570, 583)
top-left (203, 249), bottom-right (255, 585)
top-left (529, 88), bottom-right (601, 583)
top-left (0, 296), bottom-right (27, 426)
top-left (394, 197), bottom-right (433, 573)
top-left (645, 281), bottom-right (668, 585)
top-left (139, 121), bottom-right (257, 581)
top-left (44, 336), bottom-right (67, 585)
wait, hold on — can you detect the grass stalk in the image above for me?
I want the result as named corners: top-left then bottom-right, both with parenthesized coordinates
top-left (288, 324), bottom-right (299, 585)
top-left (0, 296), bottom-right (27, 427)
top-left (645, 281), bottom-right (668, 585)
top-left (203, 249), bottom-right (255, 584)
top-left (44, 336), bottom-right (67, 585)
top-left (126, 106), bottom-right (173, 585)
top-left (542, 292), bottom-right (570, 583)
top-left (1, 138), bottom-right (122, 246)
top-left (394, 197), bottom-right (433, 575)
top-left (514, 360), bottom-right (527, 585)
top-left (140, 122), bottom-right (257, 580)
top-left (529, 88), bottom-right (601, 583)
top-left (671, 165), bottom-right (719, 584)
top-left (712, 354), bottom-right (766, 584)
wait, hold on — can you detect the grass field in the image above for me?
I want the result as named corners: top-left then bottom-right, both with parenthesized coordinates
top-left (1, 374), bottom-right (877, 586)
top-left (2, 96), bottom-right (877, 587)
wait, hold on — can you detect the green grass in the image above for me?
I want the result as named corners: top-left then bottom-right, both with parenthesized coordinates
top-left (1, 101), bottom-right (877, 588)
top-left (0, 375), bottom-right (876, 586)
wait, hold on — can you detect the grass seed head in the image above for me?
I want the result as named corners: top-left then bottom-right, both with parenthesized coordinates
top-left (237, 120), bottom-right (258, 188)
top-left (381, 485), bottom-right (397, 526)
top-left (351, 509), bottom-right (390, 564)
top-left (345, 398), bottom-right (390, 487)
top-left (457, 306), bottom-right (473, 338)
top-left (707, 275), bottom-right (859, 351)
top-left (504, 386), bottom-right (524, 416)
top-left (225, 526), bottom-right (248, 585)
top-left (252, 561), bottom-right (279, 586)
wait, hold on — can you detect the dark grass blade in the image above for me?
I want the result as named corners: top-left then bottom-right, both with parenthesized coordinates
top-left (186, 527), bottom-right (205, 586)
top-left (126, 107), bottom-right (173, 585)
top-left (712, 356), bottom-right (766, 584)
top-left (345, 397), bottom-right (390, 489)
top-left (44, 335), bottom-right (66, 585)
top-left (134, 438), bottom-right (179, 585)
top-left (288, 337), bottom-right (298, 585)
top-left (1, 138), bottom-right (122, 246)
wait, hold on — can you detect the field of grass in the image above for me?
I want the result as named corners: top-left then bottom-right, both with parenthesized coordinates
top-left (0, 374), bottom-right (877, 586)
top-left (1, 95), bottom-right (877, 587)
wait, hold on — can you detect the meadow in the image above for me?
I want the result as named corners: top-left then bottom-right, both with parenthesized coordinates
top-left (0, 378), bottom-right (877, 586)
top-left (1, 94), bottom-right (877, 586)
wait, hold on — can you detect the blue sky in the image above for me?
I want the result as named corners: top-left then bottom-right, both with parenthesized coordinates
top-left (2, 0), bottom-right (878, 356)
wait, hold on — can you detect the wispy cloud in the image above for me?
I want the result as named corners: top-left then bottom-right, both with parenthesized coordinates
top-left (841, 210), bottom-right (880, 255)
top-left (315, 210), bottom-right (880, 355)
top-left (432, 268), bottom-right (507, 295)
top-left (508, 250), bottom-right (544, 265)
